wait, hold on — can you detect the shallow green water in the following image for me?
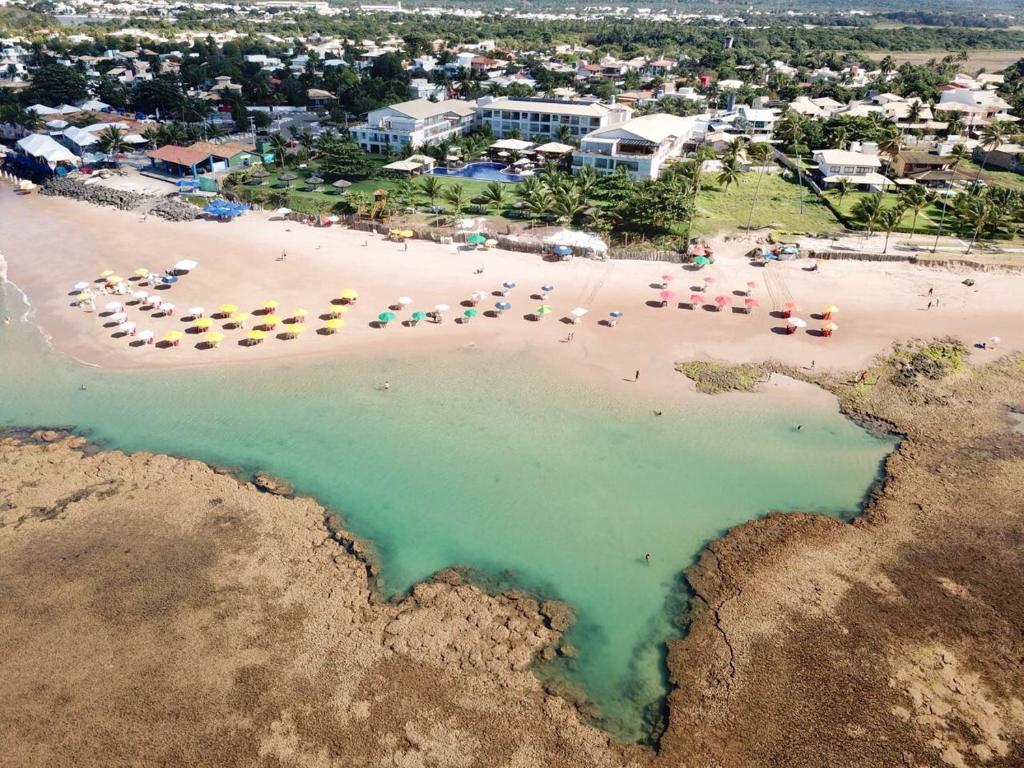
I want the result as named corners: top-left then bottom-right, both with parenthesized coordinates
top-left (0, 282), bottom-right (893, 742)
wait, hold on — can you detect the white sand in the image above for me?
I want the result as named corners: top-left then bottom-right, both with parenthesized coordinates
top-left (2, 190), bottom-right (1021, 400)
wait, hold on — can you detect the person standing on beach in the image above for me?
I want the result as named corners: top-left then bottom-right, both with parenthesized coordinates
top-left (634, 370), bottom-right (640, 382)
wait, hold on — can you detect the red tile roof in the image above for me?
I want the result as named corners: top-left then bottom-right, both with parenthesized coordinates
top-left (147, 144), bottom-right (210, 167)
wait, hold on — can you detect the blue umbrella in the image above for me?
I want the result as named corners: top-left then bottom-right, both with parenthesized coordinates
top-left (610, 310), bottom-right (623, 319)
top-left (552, 245), bottom-right (572, 256)
top-left (502, 281), bottom-right (516, 290)
top-left (495, 301), bottom-right (512, 311)
top-left (541, 284), bottom-right (555, 293)
top-left (161, 275), bottom-right (178, 285)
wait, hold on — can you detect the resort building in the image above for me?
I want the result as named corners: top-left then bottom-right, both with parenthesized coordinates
top-left (571, 113), bottom-right (699, 180)
top-left (475, 96), bottom-right (632, 141)
top-left (971, 143), bottom-right (1024, 174)
top-left (350, 98), bottom-right (478, 153)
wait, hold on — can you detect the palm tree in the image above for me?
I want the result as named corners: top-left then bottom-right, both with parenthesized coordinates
top-left (963, 194), bottom-right (998, 255)
top-left (95, 126), bottom-right (128, 163)
top-left (851, 192), bottom-right (884, 237)
top-left (268, 133), bottom-right (289, 168)
top-left (522, 184), bottom-right (555, 223)
top-left (481, 182), bottom-right (509, 216)
top-left (716, 157), bottom-right (741, 192)
top-left (443, 183), bottom-right (469, 216)
top-left (419, 175), bottom-right (443, 213)
top-left (831, 126), bottom-right (848, 151)
top-left (0, 104), bottom-right (41, 136)
top-left (878, 205), bottom-right (904, 254)
top-left (949, 142), bottom-right (968, 170)
top-left (906, 100), bottom-right (924, 128)
top-left (574, 164), bottom-right (599, 199)
top-left (555, 123), bottom-right (575, 146)
top-left (943, 112), bottom-right (965, 136)
top-left (141, 125), bottom-right (162, 147)
top-left (743, 142), bottom-right (774, 232)
top-left (973, 122), bottom-right (1009, 192)
top-left (900, 186), bottom-right (928, 239)
top-left (550, 184), bottom-right (587, 225)
top-left (878, 127), bottom-right (902, 163)
top-left (833, 178), bottom-right (852, 211)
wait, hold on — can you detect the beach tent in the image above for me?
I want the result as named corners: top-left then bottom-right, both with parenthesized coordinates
top-left (27, 104), bottom-right (61, 116)
top-left (544, 229), bottom-right (608, 254)
top-left (62, 125), bottom-right (101, 154)
top-left (16, 134), bottom-right (80, 168)
top-left (78, 99), bottom-right (112, 112)
top-left (45, 119), bottom-right (70, 130)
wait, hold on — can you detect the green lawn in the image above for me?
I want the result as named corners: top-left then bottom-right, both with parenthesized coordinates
top-left (954, 158), bottom-right (1024, 193)
top-left (827, 190), bottom-right (943, 236)
top-left (693, 172), bottom-right (844, 237)
top-left (243, 160), bottom-right (500, 214)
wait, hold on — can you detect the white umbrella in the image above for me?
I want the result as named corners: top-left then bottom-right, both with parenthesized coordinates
top-left (174, 259), bottom-right (198, 271)
top-left (274, 207), bottom-right (292, 215)
top-left (789, 317), bottom-right (807, 328)
top-left (397, 296), bottom-right (412, 306)
top-left (132, 290), bottom-right (148, 300)
top-left (137, 330), bottom-right (154, 342)
top-left (74, 281), bottom-right (90, 290)
top-left (471, 290), bottom-right (488, 303)
top-left (118, 321), bottom-right (136, 332)
top-left (110, 311), bottom-right (127, 322)
top-left (187, 306), bottom-right (205, 318)
top-left (434, 304), bottom-right (450, 312)
top-left (150, 296), bottom-right (164, 307)
top-left (105, 301), bottom-right (123, 311)
top-left (569, 307), bottom-right (589, 318)
top-left (145, 272), bottom-right (160, 282)
top-left (160, 302), bottom-right (174, 312)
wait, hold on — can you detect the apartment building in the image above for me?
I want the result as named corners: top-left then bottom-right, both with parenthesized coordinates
top-left (571, 113), bottom-right (699, 180)
top-left (475, 96), bottom-right (632, 141)
top-left (350, 98), bottom-right (478, 152)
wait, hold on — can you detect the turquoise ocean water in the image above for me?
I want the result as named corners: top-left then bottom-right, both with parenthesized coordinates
top-left (0, 281), bottom-right (893, 742)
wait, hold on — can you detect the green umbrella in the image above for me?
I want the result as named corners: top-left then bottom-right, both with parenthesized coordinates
top-left (464, 309), bottom-right (478, 318)
top-left (694, 255), bottom-right (710, 267)
top-left (411, 310), bottom-right (427, 321)
top-left (378, 311), bottom-right (396, 324)
top-left (467, 233), bottom-right (487, 245)
top-left (535, 304), bottom-right (553, 315)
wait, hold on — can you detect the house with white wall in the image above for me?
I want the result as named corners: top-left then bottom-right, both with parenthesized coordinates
top-left (350, 98), bottom-right (478, 153)
top-left (571, 113), bottom-right (699, 180)
top-left (476, 96), bottom-right (631, 141)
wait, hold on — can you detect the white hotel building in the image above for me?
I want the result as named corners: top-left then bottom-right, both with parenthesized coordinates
top-left (572, 114), bottom-right (700, 180)
top-left (475, 96), bottom-right (632, 141)
top-left (350, 98), bottom-right (478, 153)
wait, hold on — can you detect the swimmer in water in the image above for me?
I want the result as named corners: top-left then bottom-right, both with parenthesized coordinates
top-left (796, 424), bottom-right (803, 431)
top-left (644, 553), bottom-right (651, 563)
top-left (379, 381), bottom-right (390, 391)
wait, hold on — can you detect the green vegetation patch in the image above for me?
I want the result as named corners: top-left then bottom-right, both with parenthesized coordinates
top-left (890, 339), bottom-right (969, 386)
top-left (675, 361), bottom-right (767, 394)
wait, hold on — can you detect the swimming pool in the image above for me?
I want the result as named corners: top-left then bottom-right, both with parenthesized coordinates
top-left (433, 162), bottom-right (524, 183)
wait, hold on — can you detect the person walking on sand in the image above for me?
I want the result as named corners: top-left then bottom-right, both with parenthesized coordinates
top-left (928, 287), bottom-right (934, 296)
top-left (634, 370), bottom-right (640, 383)
top-left (927, 300), bottom-right (933, 310)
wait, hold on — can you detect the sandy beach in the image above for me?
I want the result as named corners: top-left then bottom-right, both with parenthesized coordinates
top-left (2, 189), bottom-right (1021, 395)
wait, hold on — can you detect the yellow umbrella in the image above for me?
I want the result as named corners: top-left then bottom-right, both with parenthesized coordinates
top-left (293, 308), bottom-right (308, 318)
top-left (75, 292), bottom-right (91, 301)
top-left (100, 269), bottom-right (114, 278)
top-left (229, 311), bottom-right (250, 325)
top-left (324, 318), bottom-right (344, 331)
top-left (205, 331), bottom-right (225, 345)
top-left (219, 303), bottom-right (239, 314)
top-left (164, 330), bottom-right (184, 342)
top-left (262, 314), bottom-right (281, 327)
top-left (287, 323), bottom-right (306, 335)
top-left (193, 317), bottom-right (213, 329)
top-left (823, 305), bottom-right (839, 314)
top-left (107, 275), bottom-right (123, 284)
top-left (330, 305), bottom-right (350, 318)
top-left (247, 329), bottom-right (266, 342)
top-left (340, 288), bottom-right (358, 301)
top-left (134, 268), bottom-right (149, 277)
top-left (263, 299), bottom-right (280, 310)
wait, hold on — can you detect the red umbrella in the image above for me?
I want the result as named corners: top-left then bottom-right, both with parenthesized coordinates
top-left (746, 281), bottom-right (758, 291)
top-left (690, 245), bottom-right (708, 256)
top-left (703, 276), bottom-right (716, 288)
top-left (659, 290), bottom-right (677, 302)
top-left (744, 297), bottom-right (760, 308)
top-left (714, 295), bottom-right (732, 307)
top-left (661, 274), bottom-right (675, 283)
top-left (689, 294), bottom-right (705, 304)
top-left (784, 300), bottom-right (799, 311)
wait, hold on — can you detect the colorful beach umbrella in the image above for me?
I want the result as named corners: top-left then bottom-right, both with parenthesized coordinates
top-left (397, 297), bottom-right (412, 306)
top-left (703, 276), bottom-right (715, 286)
top-left (74, 281), bottom-right (90, 291)
top-left (659, 290), bottom-right (676, 302)
top-left (541, 284), bottom-right (555, 294)
top-left (205, 331), bottom-right (224, 346)
top-left (661, 274), bottom-right (675, 283)
top-left (434, 304), bottom-right (450, 313)
top-left (746, 281), bottom-right (758, 292)
top-left (823, 322), bottom-right (838, 332)
top-left (262, 314), bottom-right (281, 327)
top-left (105, 301), bottom-right (123, 311)
top-left (219, 303), bottom-right (239, 314)
top-left (229, 312), bottom-right (250, 326)
top-left (468, 233), bottom-right (487, 245)
top-left (174, 260), bottom-right (198, 272)
top-left (744, 297), bottom-right (760, 309)
top-left (340, 289), bottom-right (358, 301)
top-left (247, 330), bottom-right (266, 343)
top-left (378, 311), bottom-right (396, 325)
top-left (502, 282), bottom-right (516, 291)
top-left (107, 275), bottom-right (123, 284)
top-left (823, 305), bottom-right (839, 315)
top-left (134, 268), bottom-right (149, 277)
top-left (495, 301), bottom-right (511, 312)
top-left (471, 290), bottom-right (488, 303)
top-left (789, 317), bottom-right (807, 328)
top-left (714, 295), bottom-right (732, 308)
top-left (324, 318), bottom-right (344, 332)
top-left (263, 300), bottom-right (279, 310)
top-left (160, 275), bottom-right (178, 285)
top-left (610, 310), bottom-right (623, 319)
top-left (569, 307), bottom-right (588, 319)
top-left (188, 306), bottom-right (205, 318)
top-left (694, 255), bottom-right (710, 267)
top-left (464, 309), bottom-right (478, 319)
top-left (286, 323), bottom-right (306, 336)
top-left (194, 317), bottom-right (213, 329)
top-left (163, 330), bottom-right (184, 342)
top-left (411, 311), bottom-right (427, 322)
top-left (784, 300), bottom-right (799, 312)
top-left (552, 245), bottom-right (572, 256)
top-left (137, 330), bottom-right (154, 343)
top-left (535, 304), bottom-right (552, 316)
top-left (689, 294), bottom-right (705, 304)
top-left (99, 270), bottom-right (114, 278)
